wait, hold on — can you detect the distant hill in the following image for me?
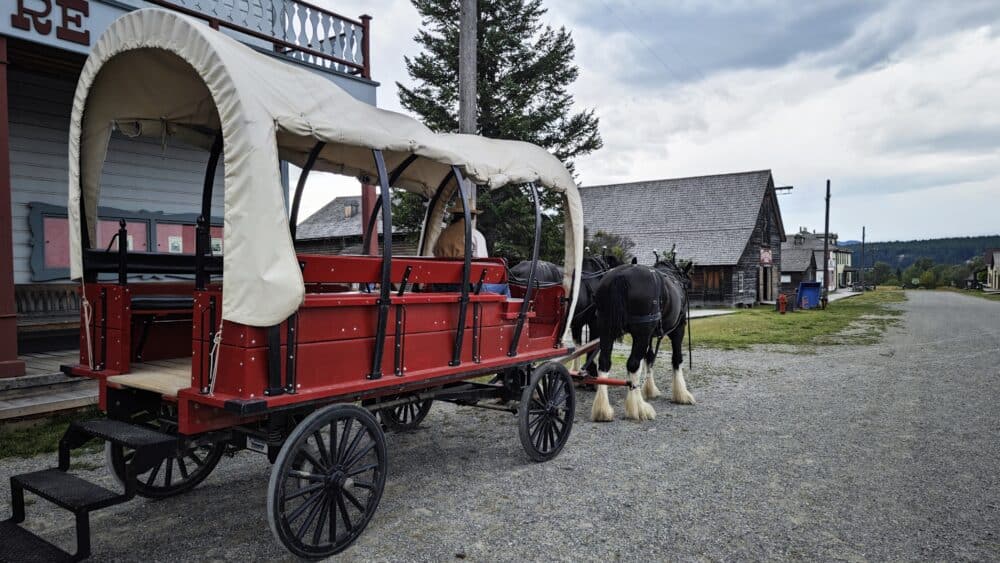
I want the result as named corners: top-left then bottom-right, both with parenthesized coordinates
top-left (841, 235), bottom-right (1000, 269)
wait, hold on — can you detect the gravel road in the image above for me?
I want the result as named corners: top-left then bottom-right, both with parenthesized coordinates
top-left (2, 290), bottom-right (998, 561)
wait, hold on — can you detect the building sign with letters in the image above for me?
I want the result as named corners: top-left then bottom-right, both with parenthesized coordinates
top-left (4, 0), bottom-right (126, 54)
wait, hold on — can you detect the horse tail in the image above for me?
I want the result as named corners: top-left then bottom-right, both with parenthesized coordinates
top-left (605, 274), bottom-right (630, 339)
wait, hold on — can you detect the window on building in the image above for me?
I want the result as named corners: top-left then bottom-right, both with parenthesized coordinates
top-left (28, 202), bottom-right (223, 281)
top-left (736, 271), bottom-right (745, 294)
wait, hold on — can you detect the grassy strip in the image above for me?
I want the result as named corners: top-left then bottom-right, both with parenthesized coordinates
top-left (935, 287), bottom-right (1000, 302)
top-left (0, 407), bottom-right (104, 459)
top-left (688, 289), bottom-right (906, 350)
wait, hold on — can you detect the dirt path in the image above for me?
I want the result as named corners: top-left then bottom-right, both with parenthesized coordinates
top-left (1, 290), bottom-right (998, 561)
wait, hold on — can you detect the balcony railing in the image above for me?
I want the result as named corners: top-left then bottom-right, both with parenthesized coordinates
top-left (146, 0), bottom-right (371, 78)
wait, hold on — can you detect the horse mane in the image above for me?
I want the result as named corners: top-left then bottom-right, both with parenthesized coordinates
top-left (653, 258), bottom-right (692, 285)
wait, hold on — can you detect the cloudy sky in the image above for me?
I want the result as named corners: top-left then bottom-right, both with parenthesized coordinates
top-left (300, 0), bottom-right (1000, 242)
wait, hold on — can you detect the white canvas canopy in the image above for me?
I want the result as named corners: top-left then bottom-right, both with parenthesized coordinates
top-left (69, 8), bottom-right (583, 329)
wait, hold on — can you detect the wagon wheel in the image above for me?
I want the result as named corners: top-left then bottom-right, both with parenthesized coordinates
top-left (105, 421), bottom-right (225, 499)
top-left (518, 362), bottom-right (576, 462)
top-left (268, 404), bottom-right (388, 559)
top-left (379, 398), bottom-right (432, 432)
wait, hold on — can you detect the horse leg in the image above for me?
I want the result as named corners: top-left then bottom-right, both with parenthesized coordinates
top-left (624, 329), bottom-right (656, 421)
top-left (591, 335), bottom-right (615, 422)
top-left (570, 319), bottom-right (582, 372)
top-left (642, 336), bottom-right (663, 399)
top-left (670, 329), bottom-right (696, 405)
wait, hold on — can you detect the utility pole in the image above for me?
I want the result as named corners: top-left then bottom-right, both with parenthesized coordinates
top-left (860, 226), bottom-right (866, 290)
top-left (458, 0), bottom-right (478, 215)
top-left (822, 179), bottom-right (831, 306)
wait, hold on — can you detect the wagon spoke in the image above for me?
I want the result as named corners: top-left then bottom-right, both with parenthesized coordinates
top-left (336, 491), bottom-right (353, 532)
top-left (177, 456), bottom-right (190, 480)
top-left (328, 493), bottom-right (338, 544)
top-left (288, 469), bottom-right (325, 482)
top-left (284, 482), bottom-right (325, 501)
top-left (530, 416), bottom-right (546, 444)
top-left (296, 491), bottom-right (325, 540)
top-left (313, 430), bottom-right (330, 466)
top-left (343, 441), bottom-right (376, 471)
top-left (187, 451), bottom-right (204, 467)
top-left (351, 479), bottom-right (375, 490)
top-left (329, 421), bottom-right (338, 459)
top-left (337, 418), bottom-right (354, 461)
top-left (145, 459), bottom-right (163, 487)
top-left (347, 462), bottom-right (378, 477)
top-left (545, 420), bottom-right (558, 452)
top-left (163, 457), bottom-right (173, 486)
top-left (340, 427), bottom-right (368, 467)
top-left (286, 489), bottom-right (325, 523)
top-left (312, 496), bottom-right (330, 545)
top-left (550, 381), bottom-right (567, 406)
top-left (342, 488), bottom-right (366, 512)
top-left (527, 414), bottom-right (545, 433)
top-left (298, 449), bottom-right (328, 473)
top-left (537, 419), bottom-right (549, 452)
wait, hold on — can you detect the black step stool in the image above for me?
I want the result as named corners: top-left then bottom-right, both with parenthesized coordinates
top-left (2, 419), bottom-right (176, 562)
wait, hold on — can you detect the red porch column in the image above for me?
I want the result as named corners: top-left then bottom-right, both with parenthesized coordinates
top-left (360, 182), bottom-right (378, 255)
top-left (0, 37), bottom-right (25, 377)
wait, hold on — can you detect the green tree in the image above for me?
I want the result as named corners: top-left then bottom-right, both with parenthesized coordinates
top-left (919, 270), bottom-right (937, 289)
top-left (872, 261), bottom-right (893, 285)
top-left (585, 229), bottom-right (635, 263)
top-left (913, 257), bottom-right (935, 273)
top-left (395, 0), bottom-right (602, 264)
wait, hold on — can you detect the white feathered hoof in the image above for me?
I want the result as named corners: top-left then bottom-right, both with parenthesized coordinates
top-left (643, 373), bottom-right (662, 400)
top-left (671, 368), bottom-right (696, 405)
top-left (591, 385), bottom-right (615, 422)
top-left (625, 388), bottom-right (656, 421)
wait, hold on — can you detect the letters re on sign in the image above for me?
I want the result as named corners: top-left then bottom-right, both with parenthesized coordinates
top-left (10, 0), bottom-right (91, 46)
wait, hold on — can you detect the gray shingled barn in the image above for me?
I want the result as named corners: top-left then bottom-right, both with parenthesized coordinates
top-left (580, 170), bottom-right (786, 307)
top-left (295, 195), bottom-right (417, 255)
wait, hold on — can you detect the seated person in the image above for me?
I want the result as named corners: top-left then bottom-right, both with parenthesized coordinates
top-left (433, 202), bottom-right (510, 297)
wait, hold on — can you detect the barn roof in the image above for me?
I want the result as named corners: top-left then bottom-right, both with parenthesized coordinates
top-left (297, 196), bottom-right (379, 241)
top-left (579, 170), bottom-right (784, 266)
top-left (781, 247), bottom-right (817, 273)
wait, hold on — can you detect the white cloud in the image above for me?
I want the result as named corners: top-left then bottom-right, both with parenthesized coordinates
top-left (298, 1), bottom-right (1000, 241)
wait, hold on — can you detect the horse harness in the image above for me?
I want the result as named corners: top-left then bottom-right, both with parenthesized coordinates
top-left (628, 266), bottom-right (685, 336)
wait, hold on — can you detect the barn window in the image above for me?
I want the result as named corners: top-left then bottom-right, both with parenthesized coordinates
top-left (736, 271), bottom-right (745, 294)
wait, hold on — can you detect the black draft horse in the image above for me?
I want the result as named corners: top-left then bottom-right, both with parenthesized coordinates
top-left (591, 256), bottom-right (694, 422)
top-left (510, 254), bottom-right (619, 371)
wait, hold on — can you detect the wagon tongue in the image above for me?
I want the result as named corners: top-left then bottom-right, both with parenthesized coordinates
top-left (2, 419), bottom-right (178, 561)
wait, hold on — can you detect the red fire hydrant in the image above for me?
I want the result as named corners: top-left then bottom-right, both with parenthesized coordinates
top-left (778, 293), bottom-right (787, 314)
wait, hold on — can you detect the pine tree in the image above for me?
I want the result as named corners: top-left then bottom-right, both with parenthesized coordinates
top-left (395, 0), bottom-right (602, 263)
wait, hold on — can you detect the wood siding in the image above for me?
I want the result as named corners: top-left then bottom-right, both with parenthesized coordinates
top-left (689, 190), bottom-right (782, 307)
top-left (9, 69), bottom-right (224, 284)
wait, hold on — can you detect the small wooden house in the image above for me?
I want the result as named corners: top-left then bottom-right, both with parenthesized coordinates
top-left (580, 170), bottom-right (786, 307)
top-left (780, 247), bottom-right (817, 296)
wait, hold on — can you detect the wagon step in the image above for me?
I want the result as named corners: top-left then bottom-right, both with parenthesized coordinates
top-left (0, 520), bottom-right (73, 562)
top-left (2, 418), bottom-right (179, 561)
top-left (12, 469), bottom-right (124, 512)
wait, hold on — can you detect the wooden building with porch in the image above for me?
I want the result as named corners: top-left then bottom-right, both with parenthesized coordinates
top-left (579, 170), bottom-right (786, 307)
top-left (0, 0), bottom-right (377, 385)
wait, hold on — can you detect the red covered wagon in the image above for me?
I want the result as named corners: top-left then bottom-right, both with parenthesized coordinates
top-left (2, 8), bottom-right (590, 560)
